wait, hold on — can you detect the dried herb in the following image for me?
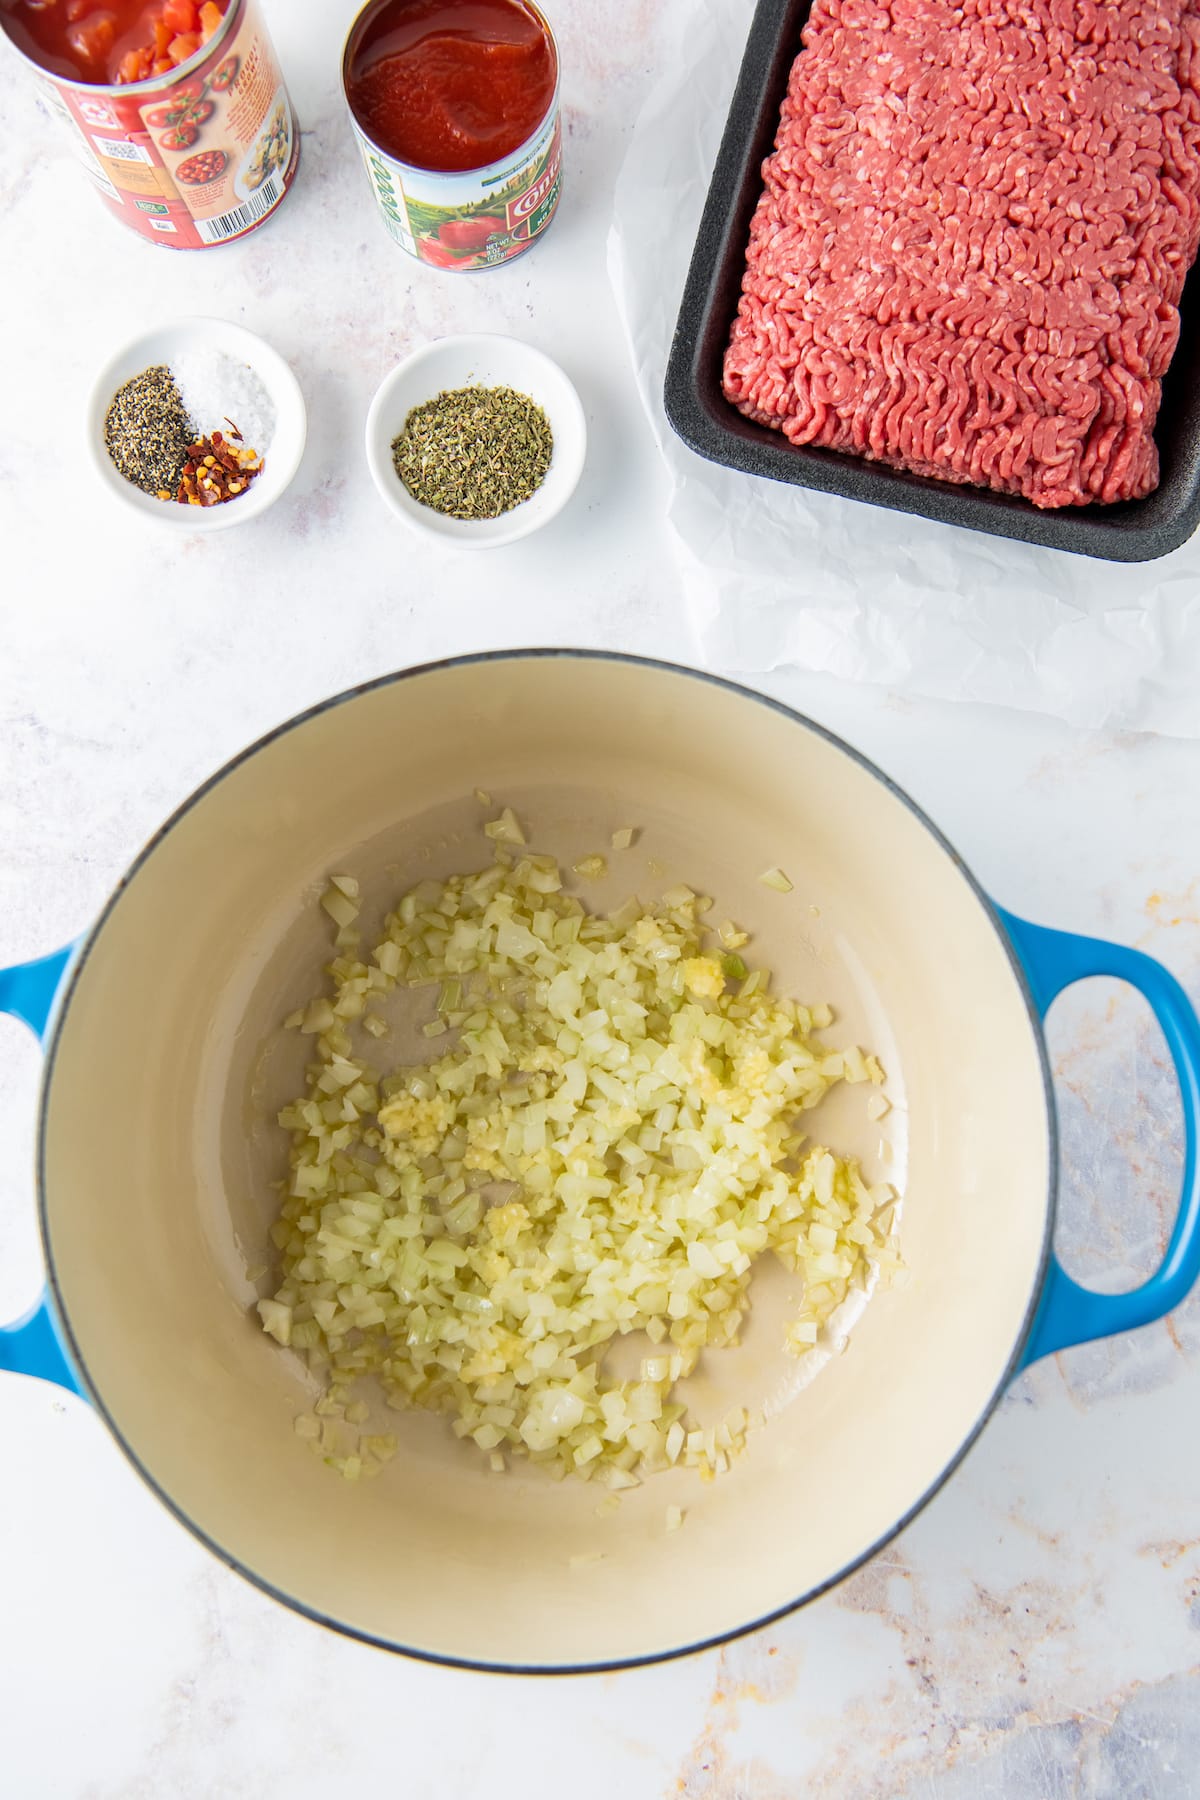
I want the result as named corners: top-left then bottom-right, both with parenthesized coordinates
top-left (104, 366), bottom-right (194, 499)
top-left (392, 385), bottom-right (553, 520)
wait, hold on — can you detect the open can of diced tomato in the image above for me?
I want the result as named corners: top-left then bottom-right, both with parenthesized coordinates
top-left (0, 0), bottom-right (299, 249)
top-left (342, 0), bottom-right (562, 272)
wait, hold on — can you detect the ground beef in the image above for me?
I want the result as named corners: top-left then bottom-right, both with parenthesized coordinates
top-left (723, 0), bottom-right (1200, 508)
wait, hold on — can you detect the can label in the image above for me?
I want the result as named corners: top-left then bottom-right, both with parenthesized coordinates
top-left (350, 98), bottom-right (562, 272)
top-left (25, 0), bottom-right (298, 249)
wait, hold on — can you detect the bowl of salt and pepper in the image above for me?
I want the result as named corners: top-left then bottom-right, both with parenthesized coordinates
top-left (88, 318), bottom-right (307, 532)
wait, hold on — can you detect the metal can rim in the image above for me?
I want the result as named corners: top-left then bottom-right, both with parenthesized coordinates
top-left (0, 0), bottom-right (243, 97)
top-left (340, 0), bottom-right (560, 182)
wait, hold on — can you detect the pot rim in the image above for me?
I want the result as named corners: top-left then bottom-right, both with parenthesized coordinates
top-left (34, 649), bottom-right (1058, 1675)
top-left (340, 0), bottom-right (560, 183)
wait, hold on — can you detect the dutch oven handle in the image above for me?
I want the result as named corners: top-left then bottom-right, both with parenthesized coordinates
top-left (5, 920), bottom-right (1198, 1389)
top-left (999, 909), bottom-right (1200, 1368)
top-left (0, 946), bottom-right (82, 1396)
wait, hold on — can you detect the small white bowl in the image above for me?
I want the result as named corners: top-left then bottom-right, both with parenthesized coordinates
top-left (87, 317), bottom-right (306, 531)
top-left (365, 333), bottom-right (587, 548)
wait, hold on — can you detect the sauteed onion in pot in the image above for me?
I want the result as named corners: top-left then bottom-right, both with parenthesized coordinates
top-left (258, 810), bottom-right (900, 1487)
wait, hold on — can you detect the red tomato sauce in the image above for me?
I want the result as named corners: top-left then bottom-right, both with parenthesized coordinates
top-left (0, 0), bottom-right (228, 87)
top-left (346, 0), bottom-right (556, 174)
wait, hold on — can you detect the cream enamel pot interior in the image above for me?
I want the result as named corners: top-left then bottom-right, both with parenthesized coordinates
top-left (1, 653), bottom-right (1198, 1674)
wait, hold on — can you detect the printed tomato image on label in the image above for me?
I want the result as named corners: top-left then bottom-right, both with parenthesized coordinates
top-left (146, 96), bottom-right (213, 129)
top-left (405, 115), bottom-right (562, 269)
top-left (160, 122), bottom-right (199, 150)
top-left (436, 214), bottom-right (506, 253)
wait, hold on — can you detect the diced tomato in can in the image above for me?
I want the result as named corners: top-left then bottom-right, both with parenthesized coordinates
top-left (0, 0), bottom-right (301, 249)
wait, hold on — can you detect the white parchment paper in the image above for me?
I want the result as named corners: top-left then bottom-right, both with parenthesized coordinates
top-left (608, 0), bottom-right (1200, 737)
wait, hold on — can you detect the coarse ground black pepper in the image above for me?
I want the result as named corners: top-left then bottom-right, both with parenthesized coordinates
top-left (391, 385), bottom-right (554, 520)
top-left (104, 366), bottom-right (195, 499)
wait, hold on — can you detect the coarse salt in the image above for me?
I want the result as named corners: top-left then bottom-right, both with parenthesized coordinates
top-left (170, 346), bottom-right (276, 456)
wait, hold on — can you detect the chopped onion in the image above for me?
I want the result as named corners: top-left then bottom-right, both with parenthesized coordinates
top-left (257, 1298), bottom-right (292, 1346)
top-left (484, 807), bottom-right (526, 846)
top-left (259, 824), bottom-right (897, 1483)
top-left (758, 867), bottom-right (794, 894)
top-left (321, 883), bottom-right (360, 929)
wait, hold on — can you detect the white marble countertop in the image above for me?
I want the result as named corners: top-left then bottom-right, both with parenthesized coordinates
top-left (1, 2), bottom-right (1198, 1793)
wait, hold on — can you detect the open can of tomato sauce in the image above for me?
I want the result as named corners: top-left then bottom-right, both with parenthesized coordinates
top-left (342, 0), bottom-right (561, 271)
top-left (0, 0), bottom-right (299, 249)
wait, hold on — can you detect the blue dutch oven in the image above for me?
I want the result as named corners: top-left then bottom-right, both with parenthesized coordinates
top-left (0, 653), bottom-right (1197, 1671)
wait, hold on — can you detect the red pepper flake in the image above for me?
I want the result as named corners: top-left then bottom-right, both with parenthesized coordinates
top-left (174, 431), bottom-right (265, 507)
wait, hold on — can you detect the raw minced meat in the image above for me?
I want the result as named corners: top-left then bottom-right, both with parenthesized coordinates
top-left (723, 0), bottom-right (1200, 508)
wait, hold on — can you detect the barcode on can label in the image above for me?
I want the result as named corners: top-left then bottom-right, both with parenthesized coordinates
top-left (195, 174), bottom-right (282, 244)
top-left (93, 136), bottom-right (153, 163)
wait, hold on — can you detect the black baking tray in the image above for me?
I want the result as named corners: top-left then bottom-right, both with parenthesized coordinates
top-left (664, 0), bottom-right (1200, 563)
